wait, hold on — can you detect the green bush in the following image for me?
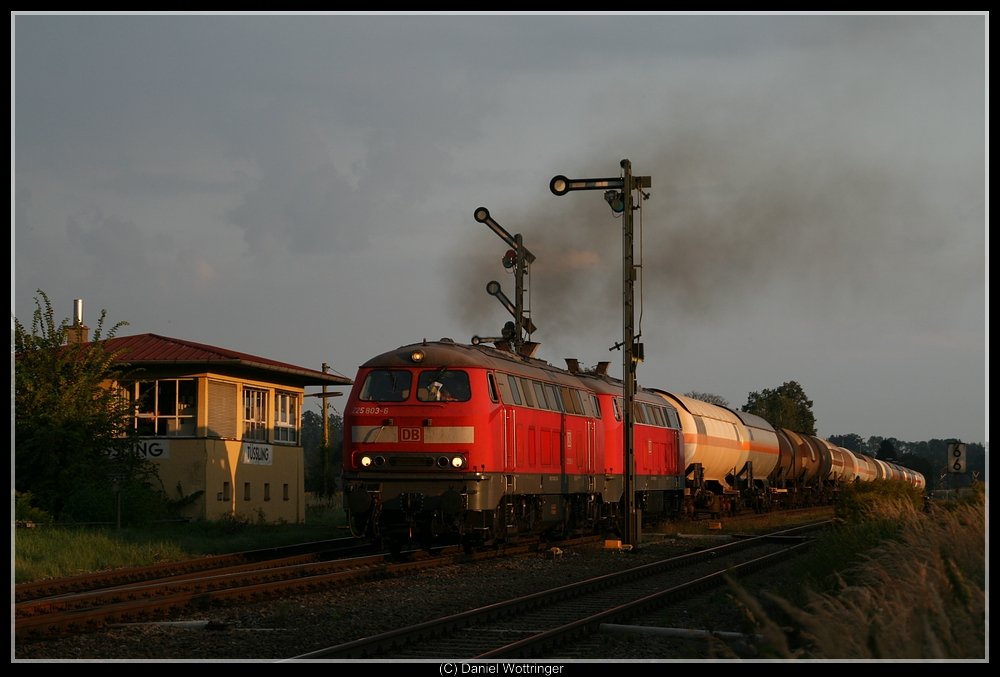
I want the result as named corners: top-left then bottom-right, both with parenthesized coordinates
top-left (14, 491), bottom-right (54, 526)
top-left (834, 479), bottom-right (924, 523)
top-left (57, 477), bottom-right (172, 527)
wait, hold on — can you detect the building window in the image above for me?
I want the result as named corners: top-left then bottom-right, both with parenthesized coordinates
top-left (222, 482), bottom-right (231, 501)
top-left (243, 387), bottom-right (268, 442)
top-left (128, 379), bottom-right (197, 436)
top-left (274, 392), bottom-right (299, 444)
top-left (208, 380), bottom-right (237, 439)
top-left (264, 483), bottom-right (271, 501)
top-left (283, 484), bottom-right (289, 501)
top-left (244, 482), bottom-right (251, 501)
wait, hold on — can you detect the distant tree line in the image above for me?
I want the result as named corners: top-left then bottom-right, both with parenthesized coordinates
top-left (826, 435), bottom-right (985, 492)
top-left (301, 409), bottom-right (344, 496)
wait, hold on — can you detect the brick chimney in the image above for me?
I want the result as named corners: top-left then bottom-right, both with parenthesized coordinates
top-left (64, 298), bottom-right (89, 345)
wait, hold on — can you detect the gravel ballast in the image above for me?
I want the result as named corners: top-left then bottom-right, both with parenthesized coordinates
top-left (15, 535), bottom-right (797, 663)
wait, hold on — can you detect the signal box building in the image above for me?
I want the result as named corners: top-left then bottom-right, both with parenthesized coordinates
top-left (101, 334), bottom-right (352, 524)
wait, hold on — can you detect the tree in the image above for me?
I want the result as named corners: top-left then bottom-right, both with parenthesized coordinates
top-left (301, 407), bottom-right (344, 495)
top-left (741, 380), bottom-right (817, 435)
top-left (828, 433), bottom-right (866, 453)
top-left (897, 451), bottom-right (935, 490)
top-left (14, 290), bottom-right (164, 522)
top-left (877, 438), bottom-right (899, 461)
top-left (684, 391), bottom-right (731, 408)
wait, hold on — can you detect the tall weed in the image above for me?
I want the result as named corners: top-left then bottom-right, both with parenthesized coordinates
top-left (734, 488), bottom-right (986, 659)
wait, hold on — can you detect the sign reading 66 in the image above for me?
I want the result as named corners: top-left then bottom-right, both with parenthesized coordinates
top-left (948, 441), bottom-right (967, 473)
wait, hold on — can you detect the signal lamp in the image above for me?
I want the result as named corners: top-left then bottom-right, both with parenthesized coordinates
top-left (604, 190), bottom-right (625, 213)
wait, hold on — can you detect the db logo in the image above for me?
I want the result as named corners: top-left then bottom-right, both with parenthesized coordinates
top-left (400, 427), bottom-right (423, 442)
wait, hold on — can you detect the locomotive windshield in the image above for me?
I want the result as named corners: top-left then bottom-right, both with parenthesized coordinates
top-left (359, 369), bottom-right (413, 402)
top-left (417, 369), bottom-right (471, 402)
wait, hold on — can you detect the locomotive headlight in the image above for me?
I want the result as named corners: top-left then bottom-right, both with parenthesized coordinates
top-left (360, 455), bottom-right (374, 468)
top-left (410, 349), bottom-right (425, 363)
top-left (451, 455), bottom-right (466, 469)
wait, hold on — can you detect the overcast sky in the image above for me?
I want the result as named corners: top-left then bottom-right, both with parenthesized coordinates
top-left (12, 12), bottom-right (987, 446)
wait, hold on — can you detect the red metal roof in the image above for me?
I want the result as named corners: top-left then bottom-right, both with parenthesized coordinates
top-left (100, 334), bottom-right (352, 387)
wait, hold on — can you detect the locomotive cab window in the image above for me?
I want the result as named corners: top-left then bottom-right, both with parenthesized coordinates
top-left (360, 370), bottom-right (413, 402)
top-left (417, 370), bottom-right (471, 402)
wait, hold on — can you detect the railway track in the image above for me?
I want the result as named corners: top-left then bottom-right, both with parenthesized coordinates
top-left (15, 535), bottom-right (598, 640)
top-left (15, 537), bottom-right (372, 602)
top-left (289, 521), bottom-right (830, 660)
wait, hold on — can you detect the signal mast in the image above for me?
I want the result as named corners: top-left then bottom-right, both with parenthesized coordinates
top-left (550, 159), bottom-right (652, 549)
top-left (470, 207), bottom-right (537, 356)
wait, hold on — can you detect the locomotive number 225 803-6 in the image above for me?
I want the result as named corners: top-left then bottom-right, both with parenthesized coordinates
top-left (351, 406), bottom-right (391, 416)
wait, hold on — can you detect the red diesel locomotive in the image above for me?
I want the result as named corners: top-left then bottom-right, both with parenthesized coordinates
top-left (342, 338), bottom-right (924, 548)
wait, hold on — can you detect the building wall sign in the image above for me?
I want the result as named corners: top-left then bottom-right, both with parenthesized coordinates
top-left (242, 442), bottom-right (273, 466)
top-left (134, 439), bottom-right (170, 460)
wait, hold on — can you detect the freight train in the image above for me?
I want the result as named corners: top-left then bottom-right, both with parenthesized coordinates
top-left (342, 338), bottom-right (925, 549)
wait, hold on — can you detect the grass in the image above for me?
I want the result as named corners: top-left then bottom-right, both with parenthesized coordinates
top-left (13, 499), bottom-right (350, 584)
top-left (730, 482), bottom-right (987, 659)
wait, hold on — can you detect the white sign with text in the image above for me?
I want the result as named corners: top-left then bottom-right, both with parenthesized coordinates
top-left (242, 442), bottom-right (273, 466)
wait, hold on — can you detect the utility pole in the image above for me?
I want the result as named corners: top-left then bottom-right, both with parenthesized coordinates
top-left (322, 362), bottom-right (330, 497)
top-left (621, 159), bottom-right (638, 547)
top-left (550, 160), bottom-right (651, 548)
top-left (305, 365), bottom-right (343, 499)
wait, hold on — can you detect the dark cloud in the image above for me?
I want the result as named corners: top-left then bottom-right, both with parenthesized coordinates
top-left (13, 13), bottom-right (986, 443)
top-left (450, 97), bottom-right (984, 347)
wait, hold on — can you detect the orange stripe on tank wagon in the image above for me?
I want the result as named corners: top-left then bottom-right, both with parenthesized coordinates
top-left (743, 445), bottom-right (781, 456)
top-left (683, 433), bottom-right (744, 450)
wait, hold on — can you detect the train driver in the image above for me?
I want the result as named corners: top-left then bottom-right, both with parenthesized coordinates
top-left (421, 371), bottom-right (470, 402)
